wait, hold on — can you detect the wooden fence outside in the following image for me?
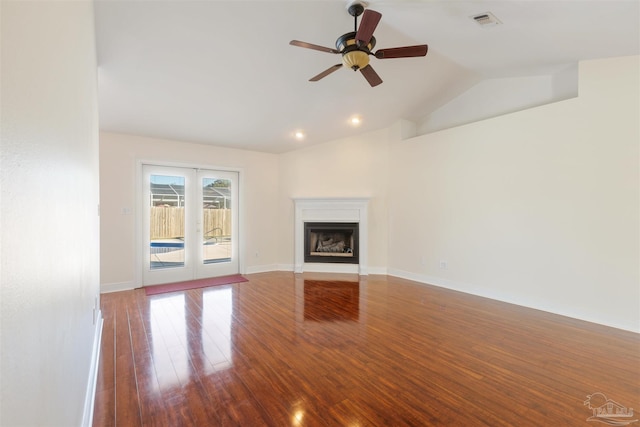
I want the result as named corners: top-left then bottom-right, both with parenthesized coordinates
top-left (150, 207), bottom-right (231, 239)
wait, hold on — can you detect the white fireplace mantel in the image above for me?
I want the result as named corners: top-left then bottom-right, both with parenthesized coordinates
top-left (293, 197), bottom-right (369, 275)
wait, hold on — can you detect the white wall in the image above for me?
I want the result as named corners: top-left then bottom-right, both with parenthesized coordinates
top-left (388, 56), bottom-right (639, 332)
top-left (418, 65), bottom-right (579, 134)
top-left (278, 128), bottom-right (391, 273)
top-left (1, 1), bottom-right (102, 425)
top-left (99, 132), bottom-right (280, 290)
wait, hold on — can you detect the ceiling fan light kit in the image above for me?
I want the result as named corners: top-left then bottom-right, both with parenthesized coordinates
top-left (289, 1), bottom-right (428, 87)
top-left (337, 30), bottom-right (377, 79)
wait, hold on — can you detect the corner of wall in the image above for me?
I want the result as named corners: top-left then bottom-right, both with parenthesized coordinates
top-left (388, 119), bottom-right (417, 142)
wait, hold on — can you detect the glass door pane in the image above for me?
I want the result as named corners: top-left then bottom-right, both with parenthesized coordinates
top-left (150, 174), bottom-right (186, 269)
top-left (202, 177), bottom-right (232, 264)
top-left (142, 165), bottom-right (195, 286)
top-left (197, 170), bottom-right (238, 278)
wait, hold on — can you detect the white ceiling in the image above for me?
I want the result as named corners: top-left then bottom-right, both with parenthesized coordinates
top-left (94, 0), bottom-right (640, 153)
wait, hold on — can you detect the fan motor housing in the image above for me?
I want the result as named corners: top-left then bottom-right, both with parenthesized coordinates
top-left (336, 32), bottom-right (376, 70)
top-left (336, 32), bottom-right (376, 52)
top-left (336, 32), bottom-right (376, 53)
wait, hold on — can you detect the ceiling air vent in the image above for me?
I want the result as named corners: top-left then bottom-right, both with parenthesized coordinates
top-left (471, 12), bottom-right (502, 28)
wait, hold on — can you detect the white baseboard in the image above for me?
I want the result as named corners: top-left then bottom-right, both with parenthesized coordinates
top-left (245, 264), bottom-right (281, 274)
top-left (388, 268), bottom-right (532, 309)
top-left (250, 264), bottom-right (387, 275)
top-left (367, 266), bottom-right (388, 275)
top-left (82, 311), bottom-right (103, 427)
top-left (101, 281), bottom-right (135, 293)
top-left (301, 263), bottom-right (360, 274)
top-left (387, 268), bottom-right (454, 289)
top-left (102, 267), bottom-right (636, 332)
top-left (277, 264), bottom-right (294, 272)
top-left (280, 263), bottom-right (385, 275)
top-left (386, 268), bottom-right (639, 334)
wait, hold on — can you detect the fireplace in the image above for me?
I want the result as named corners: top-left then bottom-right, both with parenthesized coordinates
top-left (293, 197), bottom-right (369, 274)
top-left (304, 222), bottom-right (359, 264)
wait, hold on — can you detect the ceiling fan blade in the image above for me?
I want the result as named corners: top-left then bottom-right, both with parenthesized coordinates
top-left (355, 9), bottom-right (382, 45)
top-left (360, 64), bottom-right (383, 87)
top-left (309, 64), bottom-right (343, 82)
top-left (374, 45), bottom-right (428, 59)
top-left (290, 40), bottom-right (339, 54)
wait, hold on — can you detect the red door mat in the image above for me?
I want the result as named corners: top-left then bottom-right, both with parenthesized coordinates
top-left (144, 274), bottom-right (248, 296)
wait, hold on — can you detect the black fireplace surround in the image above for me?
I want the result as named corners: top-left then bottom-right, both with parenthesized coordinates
top-left (304, 222), bottom-right (359, 264)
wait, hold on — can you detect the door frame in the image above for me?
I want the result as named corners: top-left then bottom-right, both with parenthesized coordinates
top-left (134, 160), bottom-right (245, 287)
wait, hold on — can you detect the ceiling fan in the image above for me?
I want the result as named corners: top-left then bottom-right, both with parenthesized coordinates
top-left (290, 2), bottom-right (428, 87)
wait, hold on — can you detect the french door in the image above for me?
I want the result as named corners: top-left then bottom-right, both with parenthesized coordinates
top-left (142, 164), bottom-right (239, 286)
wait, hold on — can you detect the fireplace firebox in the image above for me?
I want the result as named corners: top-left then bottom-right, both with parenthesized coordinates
top-left (304, 222), bottom-right (359, 264)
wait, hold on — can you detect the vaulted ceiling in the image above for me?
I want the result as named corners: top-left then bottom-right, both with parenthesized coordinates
top-left (95, 0), bottom-right (640, 153)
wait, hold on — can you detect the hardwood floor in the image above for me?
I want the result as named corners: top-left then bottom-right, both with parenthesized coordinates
top-left (93, 272), bottom-right (639, 426)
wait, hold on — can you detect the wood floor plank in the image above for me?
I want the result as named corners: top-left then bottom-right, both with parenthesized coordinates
top-left (92, 296), bottom-right (116, 427)
top-left (94, 272), bottom-right (640, 426)
top-left (113, 293), bottom-right (142, 427)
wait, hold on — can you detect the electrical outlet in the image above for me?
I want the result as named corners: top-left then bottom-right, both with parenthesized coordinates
top-left (420, 256), bottom-right (427, 266)
top-left (439, 260), bottom-right (448, 270)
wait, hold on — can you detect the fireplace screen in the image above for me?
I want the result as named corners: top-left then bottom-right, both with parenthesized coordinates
top-left (304, 222), bottom-right (359, 264)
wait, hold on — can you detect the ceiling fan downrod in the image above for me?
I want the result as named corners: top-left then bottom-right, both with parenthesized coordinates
top-left (348, 3), bottom-right (365, 33)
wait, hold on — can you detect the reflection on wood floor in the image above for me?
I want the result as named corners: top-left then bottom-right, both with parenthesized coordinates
top-left (93, 272), bottom-right (639, 426)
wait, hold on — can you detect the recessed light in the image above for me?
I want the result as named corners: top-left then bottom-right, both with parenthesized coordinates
top-left (294, 130), bottom-right (305, 140)
top-left (349, 115), bottom-right (362, 126)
